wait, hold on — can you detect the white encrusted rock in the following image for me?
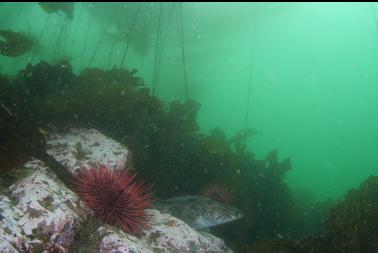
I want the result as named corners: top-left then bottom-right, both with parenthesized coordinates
top-left (0, 195), bottom-right (28, 253)
top-left (1, 159), bottom-right (86, 252)
top-left (1, 128), bottom-right (234, 253)
top-left (97, 226), bottom-right (154, 253)
top-left (143, 209), bottom-right (231, 253)
top-left (94, 209), bottom-right (232, 253)
top-left (46, 128), bottom-right (129, 173)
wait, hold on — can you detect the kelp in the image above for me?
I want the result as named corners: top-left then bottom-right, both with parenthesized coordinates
top-left (245, 176), bottom-right (378, 253)
top-left (1, 61), bottom-right (297, 251)
top-left (38, 2), bottom-right (74, 20)
top-left (0, 29), bottom-right (33, 57)
top-left (326, 175), bottom-right (378, 253)
top-left (0, 76), bottom-right (42, 173)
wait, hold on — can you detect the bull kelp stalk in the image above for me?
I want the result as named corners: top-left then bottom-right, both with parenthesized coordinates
top-left (243, 18), bottom-right (257, 145)
top-left (68, 4), bottom-right (84, 54)
top-left (88, 8), bottom-right (117, 68)
top-left (61, 19), bottom-right (71, 56)
top-left (53, 18), bottom-right (71, 58)
top-left (370, 3), bottom-right (378, 35)
top-left (152, 3), bottom-right (164, 96)
top-left (153, 2), bottom-right (176, 96)
top-left (176, 2), bottom-right (189, 101)
top-left (119, 3), bottom-right (142, 69)
top-left (29, 14), bottom-right (50, 63)
top-left (107, 6), bottom-right (123, 69)
top-left (79, 15), bottom-right (92, 70)
top-left (52, 18), bottom-right (66, 56)
top-left (42, 14), bottom-right (63, 59)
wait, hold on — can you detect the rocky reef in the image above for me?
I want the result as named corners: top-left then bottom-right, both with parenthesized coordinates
top-left (0, 128), bottom-right (233, 252)
top-left (326, 175), bottom-right (378, 253)
top-left (245, 176), bottom-right (378, 253)
top-left (0, 61), bottom-right (302, 252)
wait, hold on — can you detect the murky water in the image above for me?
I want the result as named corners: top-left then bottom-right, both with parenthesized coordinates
top-left (1, 3), bottom-right (378, 252)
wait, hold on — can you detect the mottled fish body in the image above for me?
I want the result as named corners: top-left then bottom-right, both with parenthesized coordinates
top-left (153, 195), bottom-right (242, 229)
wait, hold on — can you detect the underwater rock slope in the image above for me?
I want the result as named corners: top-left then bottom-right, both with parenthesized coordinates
top-left (0, 159), bottom-right (84, 252)
top-left (246, 175), bottom-right (378, 253)
top-left (0, 128), bottom-right (233, 253)
top-left (46, 128), bottom-right (130, 174)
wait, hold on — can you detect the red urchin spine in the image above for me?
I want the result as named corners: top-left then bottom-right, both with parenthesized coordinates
top-left (201, 182), bottom-right (233, 204)
top-left (74, 164), bottom-right (152, 236)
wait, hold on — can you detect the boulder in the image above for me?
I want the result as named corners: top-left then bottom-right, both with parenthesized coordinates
top-left (0, 159), bottom-right (84, 252)
top-left (0, 128), bottom-right (233, 252)
top-left (95, 209), bottom-right (231, 253)
top-left (46, 128), bottom-right (129, 173)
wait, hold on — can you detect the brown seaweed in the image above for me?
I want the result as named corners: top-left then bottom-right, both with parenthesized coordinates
top-left (38, 2), bottom-right (74, 20)
top-left (0, 29), bottom-right (33, 57)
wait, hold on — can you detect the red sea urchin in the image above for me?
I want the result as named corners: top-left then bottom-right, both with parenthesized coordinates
top-left (74, 164), bottom-right (152, 236)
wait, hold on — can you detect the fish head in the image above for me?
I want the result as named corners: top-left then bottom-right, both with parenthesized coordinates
top-left (192, 197), bottom-right (243, 229)
top-left (154, 195), bottom-right (243, 230)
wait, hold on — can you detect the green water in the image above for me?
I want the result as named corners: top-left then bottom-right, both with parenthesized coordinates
top-left (2, 2), bottom-right (377, 201)
top-left (2, 3), bottom-right (378, 251)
